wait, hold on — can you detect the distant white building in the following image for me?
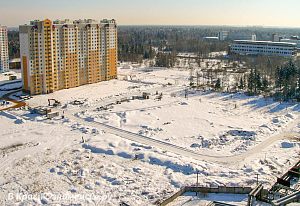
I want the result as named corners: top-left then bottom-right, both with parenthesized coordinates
top-left (218, 31), bottom-right (229, 41)
top-left (280, 37), bottom-right (300, 49)
top-left (0, 25), bottom-right (9, 73)
top-left (203, 36), bottom-right (219, 41)
top-left (230, 40), bottom-right (297, 57)
top-left (228, 32), bottom-right (257, 41)
top-left (272, 34), bottom-right (281, 42)
top-left (204, 31), bottom-right (229, 41)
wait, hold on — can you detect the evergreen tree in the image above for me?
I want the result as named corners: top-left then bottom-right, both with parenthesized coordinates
top-left (238, 77), bottom-right (244, 90)
top-left (248, 68), bottom-right (255, 95)
top-left (254, 69), bottom-right (262, 93)
top-left (262, 77), bottom-right (269, 92)
top-left (215, 78), bottom-right (221, 90)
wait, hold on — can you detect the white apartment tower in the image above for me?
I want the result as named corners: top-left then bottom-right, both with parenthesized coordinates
top-left (19, 19), bottom-right (117, 95)
top-left (0, 25), bottom-right (9, 73)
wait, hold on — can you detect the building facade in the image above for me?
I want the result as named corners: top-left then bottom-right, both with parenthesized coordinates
top-left (280, 37), bottom-right (300, 50)
top-left (0, 25), bottom-right (9, 73)
top-left (218, 31), bottom-right (229, 41)
top-left (20, 19), bottom-right (117, 95)
top-left (230, 40), bottom-right (297, 57)
top-left (272, 34), bottom-right (281, 42)
top-left (228, 32), bottom-right (257, 41)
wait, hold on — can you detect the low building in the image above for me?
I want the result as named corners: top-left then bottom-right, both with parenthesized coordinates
top-left (228, 32), bottom-right (257, 41)
top-left (203, 36), bottom-right (219, 41)
top-left (272, 34), bottom-right (281, 42)
top-left (9, 58), bottom-right (21, 70)
top-left (203, 31), bottom-right (229, 41)
top-left (230, 40), bottom-right (297, 57)
top-left (218, 31), bottom-right (229, 41)
top-left (280, 37), bottom-right (300, 50)
top-left (251, 34), bottom-right (257, 41)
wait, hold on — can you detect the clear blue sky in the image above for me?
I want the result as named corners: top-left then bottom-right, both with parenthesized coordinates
top-left (2, 0), bottom-right (300, 27)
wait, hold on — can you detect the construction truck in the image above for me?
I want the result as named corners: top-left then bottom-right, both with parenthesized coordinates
top-left (48, 99), bottom-right (61, 107)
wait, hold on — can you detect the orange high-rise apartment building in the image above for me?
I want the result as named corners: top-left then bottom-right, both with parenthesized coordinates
top-left (19, 19), bottom-right (117, 95)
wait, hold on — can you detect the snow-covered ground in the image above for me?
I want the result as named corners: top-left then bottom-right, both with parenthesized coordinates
top-left (0, 100), bottom-right (15, 110)
top-left (0, 70), bottom-right (22, 82)
top-left (168, 192), bottom-right (249, 206)
top-left (77, 90), bottom-right (298, 156)
top-left (0, 70), bottom-right (22, 98)
top-left (26, 78), bottom-right (157, 108)
top-left (0, 65), bottom-right (300, 205)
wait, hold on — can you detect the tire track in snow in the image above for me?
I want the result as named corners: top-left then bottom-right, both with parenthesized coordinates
top-left (67, 112), bottom-right (299, 164)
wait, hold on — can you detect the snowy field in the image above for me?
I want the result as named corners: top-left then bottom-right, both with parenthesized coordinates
top-left (0, 65), bottom-right (300, 205)
top-left (77, 90), bottom-right (299, 156)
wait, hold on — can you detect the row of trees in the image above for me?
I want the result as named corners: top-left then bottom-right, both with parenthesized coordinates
top-left (8, 31), bottom-right (20, 59)
top-left (155, 52), bottom-right (177, 67)
top-left (243, 59), bottom-right (300, 102)
top-left (215, 58), bottom-right (300, 102)
top-left (117, 26), bottom-right (300, 63)
top-left (117, 26), bottom-right (230, 63)
top-left (118, 44), bottom-right (156, 63)
top-left (274, 60), bottom-right (300, 101)
top-left (247, 67), bottom-right (269, 95)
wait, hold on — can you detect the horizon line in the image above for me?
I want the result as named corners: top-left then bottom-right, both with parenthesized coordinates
top-left (7, 23), bottom-right (300, 30)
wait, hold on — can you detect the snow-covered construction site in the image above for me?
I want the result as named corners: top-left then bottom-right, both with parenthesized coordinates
top-left (0, 62), bottom-right (300, 205)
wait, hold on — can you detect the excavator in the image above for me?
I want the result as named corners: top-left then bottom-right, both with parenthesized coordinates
top-left (48, 99), bottom-right (61, 107)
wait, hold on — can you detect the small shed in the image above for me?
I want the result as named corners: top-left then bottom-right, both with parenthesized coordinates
top-left (9, 75), bottom-right (17, 81)
top-left (142, 92), bottom-right (150, 99)
top-left (47, 111), bottom-right (60, 119)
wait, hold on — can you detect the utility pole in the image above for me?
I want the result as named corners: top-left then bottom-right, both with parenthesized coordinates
top-left (185, 89), bottom-right (188, 99)
top-left (189, 59), bottom-right (194, 87)
top-left (196, 170), bottom-right (200, 196)
top-left (264, 153), bottom-right (267, 160)
top-left (196, 72), bottom-right (200, 88)
top-left (197, 170), bottom-right (199, 186)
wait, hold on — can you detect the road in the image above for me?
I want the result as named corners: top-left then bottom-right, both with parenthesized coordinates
top-left (65, 108), bottom-right (299, 164)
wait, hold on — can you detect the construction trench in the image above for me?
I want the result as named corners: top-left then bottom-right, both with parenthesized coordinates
top-left (157, 160), bottom-right (300, 206)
